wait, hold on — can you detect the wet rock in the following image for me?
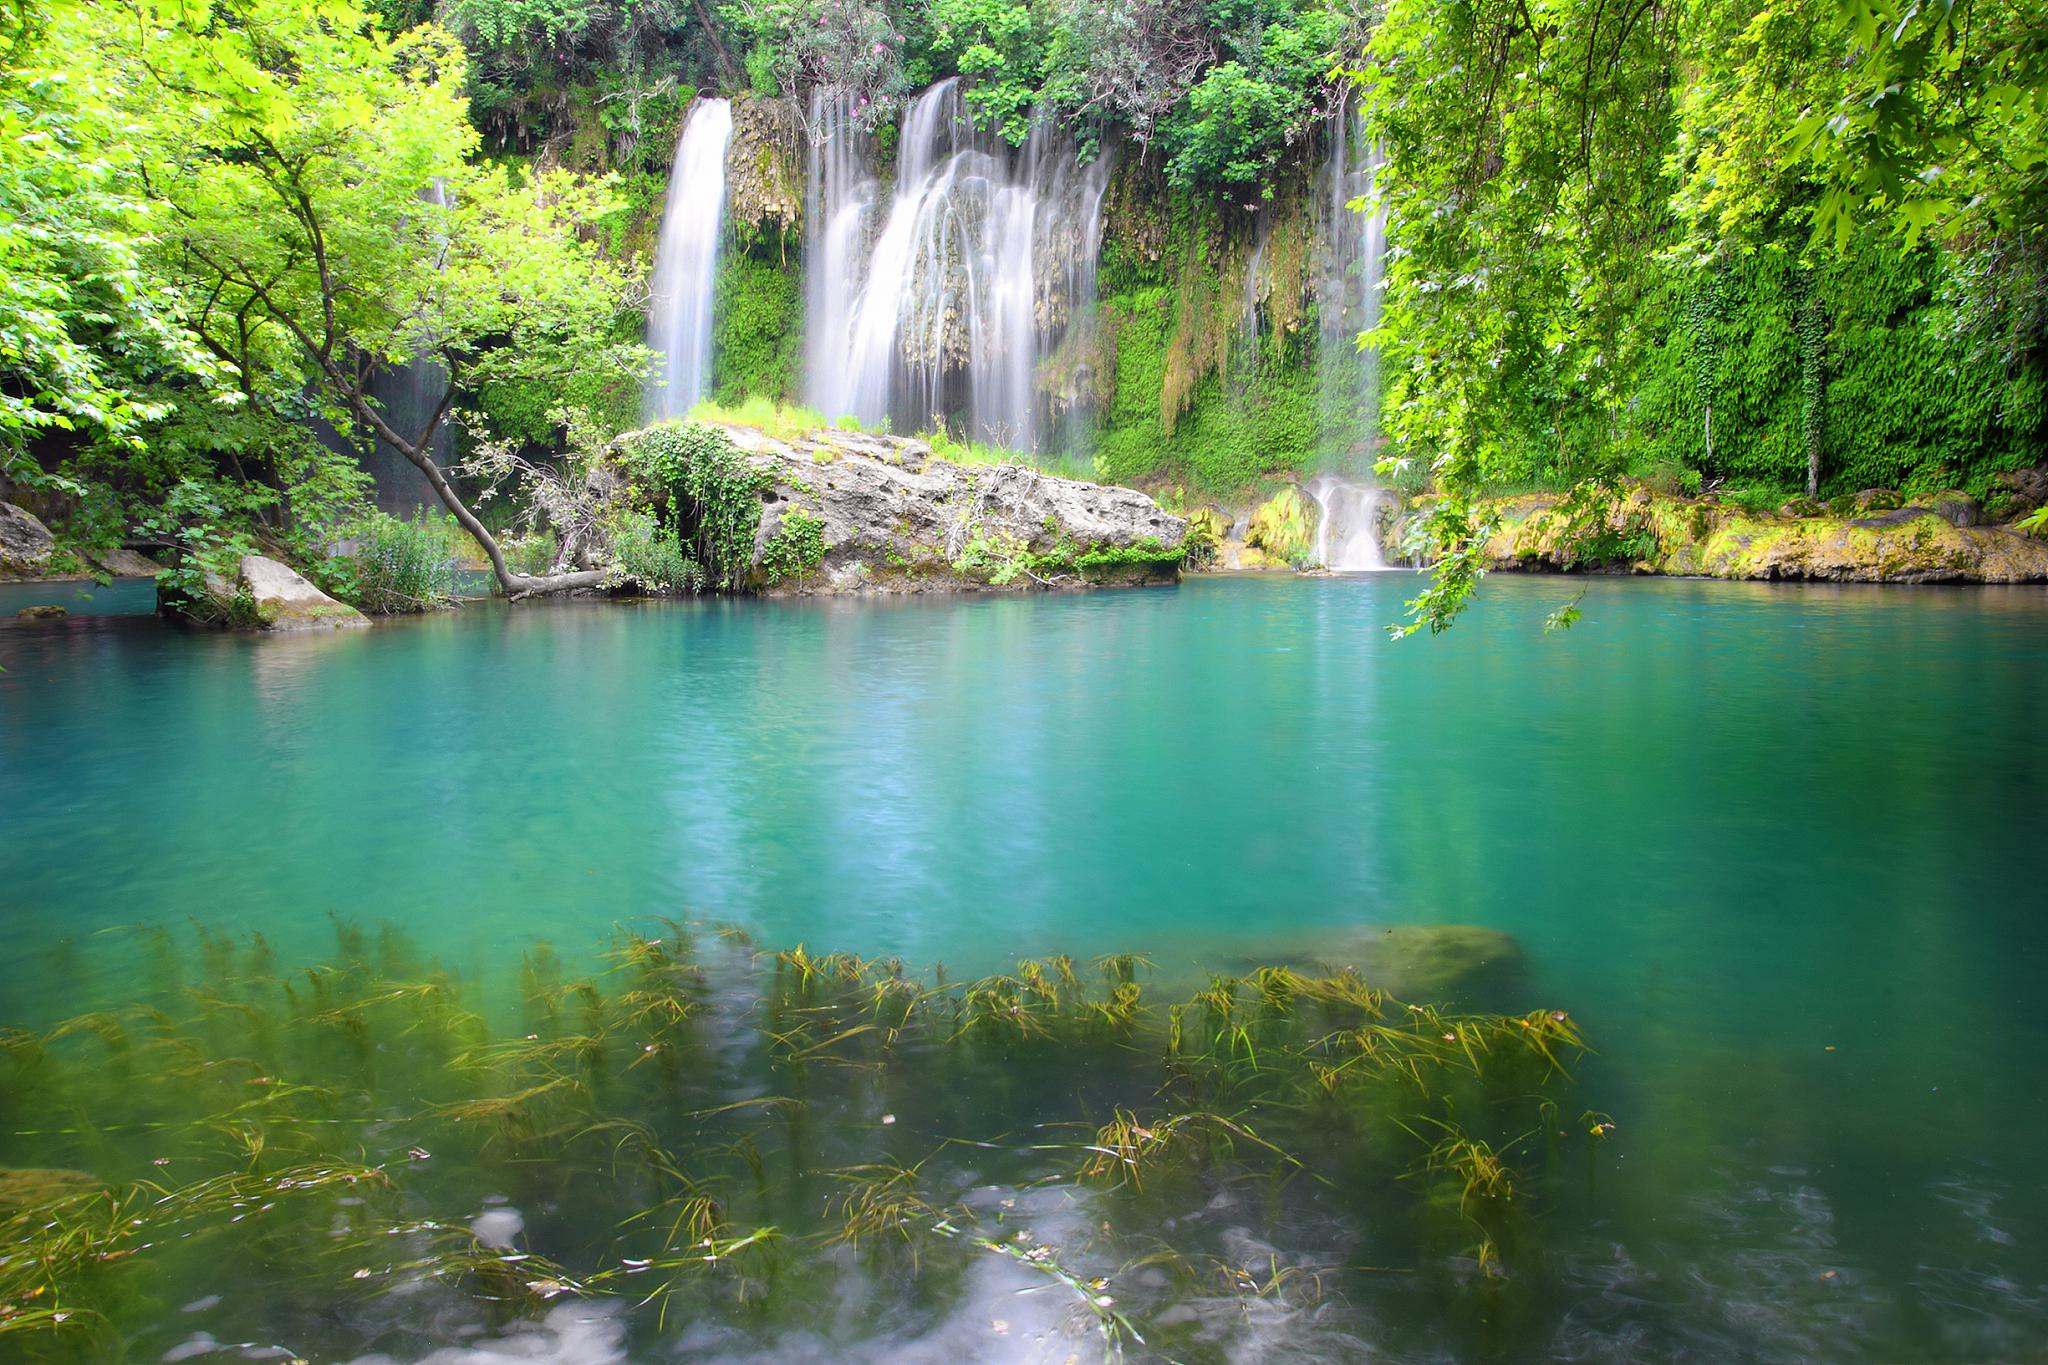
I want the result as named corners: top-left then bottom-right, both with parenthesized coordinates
top-left (160, 554), bottom-right (370, 630)
top-left (686, 423), bottom-right (1187, 594)
top-left (16, 604), bottom-right (66, 621)
top-left (1993, 466), bottom-right (2047, 516)
top-left (1923, 492), bottom-right (1983, 528)
top-left (1244, 486), bottom-right (1316, 566)
top-left (0, 1166), bottom-right (101, 1213)
top-left (0, 500), bottom-right (56, 576)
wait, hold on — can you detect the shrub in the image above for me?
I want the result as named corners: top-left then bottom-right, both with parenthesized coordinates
top-left (603, 507), bottom-right (704, 593)
top-left (328, 510), bottom-right (457, 613)
top-left (760, 507), bottom-right (827, 584)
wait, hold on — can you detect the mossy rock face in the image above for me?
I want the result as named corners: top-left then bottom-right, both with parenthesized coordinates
top-left (1245, 486), bottom-right (1316, 566)
top-left (724, 96), bottom-right (802, 238)
top-left (0, 1166), bottom-right (101, 1214)
top-left (1477, 485), bottom-right (2048, 584)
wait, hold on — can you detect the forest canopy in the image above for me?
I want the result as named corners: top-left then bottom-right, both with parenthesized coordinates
top-left (0, 0), bottom-right (2042, 621)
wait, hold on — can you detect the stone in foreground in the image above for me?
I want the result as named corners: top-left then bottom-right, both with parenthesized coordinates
top-left (160, 554), bottom-right (369, 631)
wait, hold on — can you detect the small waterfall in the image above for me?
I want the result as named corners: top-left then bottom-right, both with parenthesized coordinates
top-left (1314, 92), bottom-right (1388, 461)
top-left (645, 98), bottom-right (734, 420)
top-left (1307, 475), bottom-right (1394, 571)
top-left (803, 81), bottom-right (1108, 451)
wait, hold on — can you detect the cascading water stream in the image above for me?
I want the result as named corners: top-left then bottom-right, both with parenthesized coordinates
top-left (645, 98), bottom-right (734, 421)
top-left (1314, 92), bottom-right (1389, 460)
top-left (1307, 91), bottom-right (1394, 569)
top-left (1307, 475), bottom-right (1393, 571)
top-left (803, 81), bottom-right (1107, 451)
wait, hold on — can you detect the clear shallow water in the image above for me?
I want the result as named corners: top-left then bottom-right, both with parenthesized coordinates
top-left (3, 574), bottom-right (2046, 1361)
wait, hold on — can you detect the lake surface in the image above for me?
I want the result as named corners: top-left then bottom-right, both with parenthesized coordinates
top-left (3, 574), bottom-right (2045, 1361)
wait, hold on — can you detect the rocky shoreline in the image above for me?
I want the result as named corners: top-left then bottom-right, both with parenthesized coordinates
top-left (1195, 473), bottom-right (2048, 585)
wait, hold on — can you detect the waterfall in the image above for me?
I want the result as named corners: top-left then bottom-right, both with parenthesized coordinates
top-left (1314, 92), bottom-right (1388, 461)
top-left (803, 81), bottom-right (1108, 452)
top-left (1307, 475), bottom-right (1394, 571)
top-left (645, 98), bottom-right (734, 421)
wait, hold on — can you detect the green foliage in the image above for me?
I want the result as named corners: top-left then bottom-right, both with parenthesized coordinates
top-left (925, 0), bottom-right (1050, 142)
top-left (604, 504), bottom-right (706, 591)
top-left (136, 481), bottom-right (262, 623)
top-left (320, 509), bottom-right (459, 613)
top-left (690, 395), bottom-right (831, 441)
top-left (0, 0), bottom-right (219, 489)
top-left (623, 420), bottom-right (770, 590)
top-left (710, 247), bottom-right (804, 404)
top-left (723, 0), bottom-right (910, 122)
top-left (1388, 500), bottom-right (1498, 639)
top-left (759, 505), bottom-right (827, 583)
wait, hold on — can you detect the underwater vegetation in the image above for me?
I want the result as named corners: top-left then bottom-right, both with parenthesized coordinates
top-left (0, 922), bottom-right (1604, 1361)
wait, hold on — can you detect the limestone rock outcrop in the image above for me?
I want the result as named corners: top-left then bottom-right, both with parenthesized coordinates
top-left (709, 424), bottom-right (1189, 593)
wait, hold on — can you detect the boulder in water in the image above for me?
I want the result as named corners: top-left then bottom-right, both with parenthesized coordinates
top-left (16, 604), bottom-right (67, 621)
top-left (160, 554), bottom-right (369, 631)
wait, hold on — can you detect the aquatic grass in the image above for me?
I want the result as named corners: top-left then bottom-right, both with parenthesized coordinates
top-left (0, 921), bottom-right (1605, 1359)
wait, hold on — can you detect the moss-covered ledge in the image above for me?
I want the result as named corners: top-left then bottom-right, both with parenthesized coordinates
top-left (1464, 485), bottom-right (2048, 584)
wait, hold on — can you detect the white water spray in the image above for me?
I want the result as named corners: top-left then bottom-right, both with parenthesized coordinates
top-left (802, 81), bottom-right (1107, 450)
top-left (1314, 92), bottom-right (1389, 459)
top-left (1307, 475), bottom-right (1394, 571)
top-left (645, 98), bottom-right (734, 420)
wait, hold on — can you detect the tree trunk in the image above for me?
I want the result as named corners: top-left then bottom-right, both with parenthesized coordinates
top-left (349, 390), bottom-right (611, 599)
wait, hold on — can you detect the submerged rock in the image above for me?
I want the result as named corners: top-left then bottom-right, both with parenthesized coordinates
top-left (0, 500), bottom-right (56, 577)
top-left (1284, 924), bottom-right (1531, 1007)
top-left (16, 604), bottom-right (67, 621)
top-left (159, 554), bottom-right (369, 631)
top-left (706, 423), bottom-right (1188, 593)
top-left (0, 1166), bottom-right (101, 1213)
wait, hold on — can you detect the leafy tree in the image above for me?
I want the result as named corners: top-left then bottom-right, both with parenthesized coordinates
top-left (925, 0), bottom-right (1049, 141)
top-left (1039, 0), bottom-right (1215, 147)
top-left (0, 0), bottom-right (217, 495)
top-left (93, 0), bottom-right (645, 593)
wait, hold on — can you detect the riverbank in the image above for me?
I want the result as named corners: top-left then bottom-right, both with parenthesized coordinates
top-left (1182, 473), bottom-right (2048, 585)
